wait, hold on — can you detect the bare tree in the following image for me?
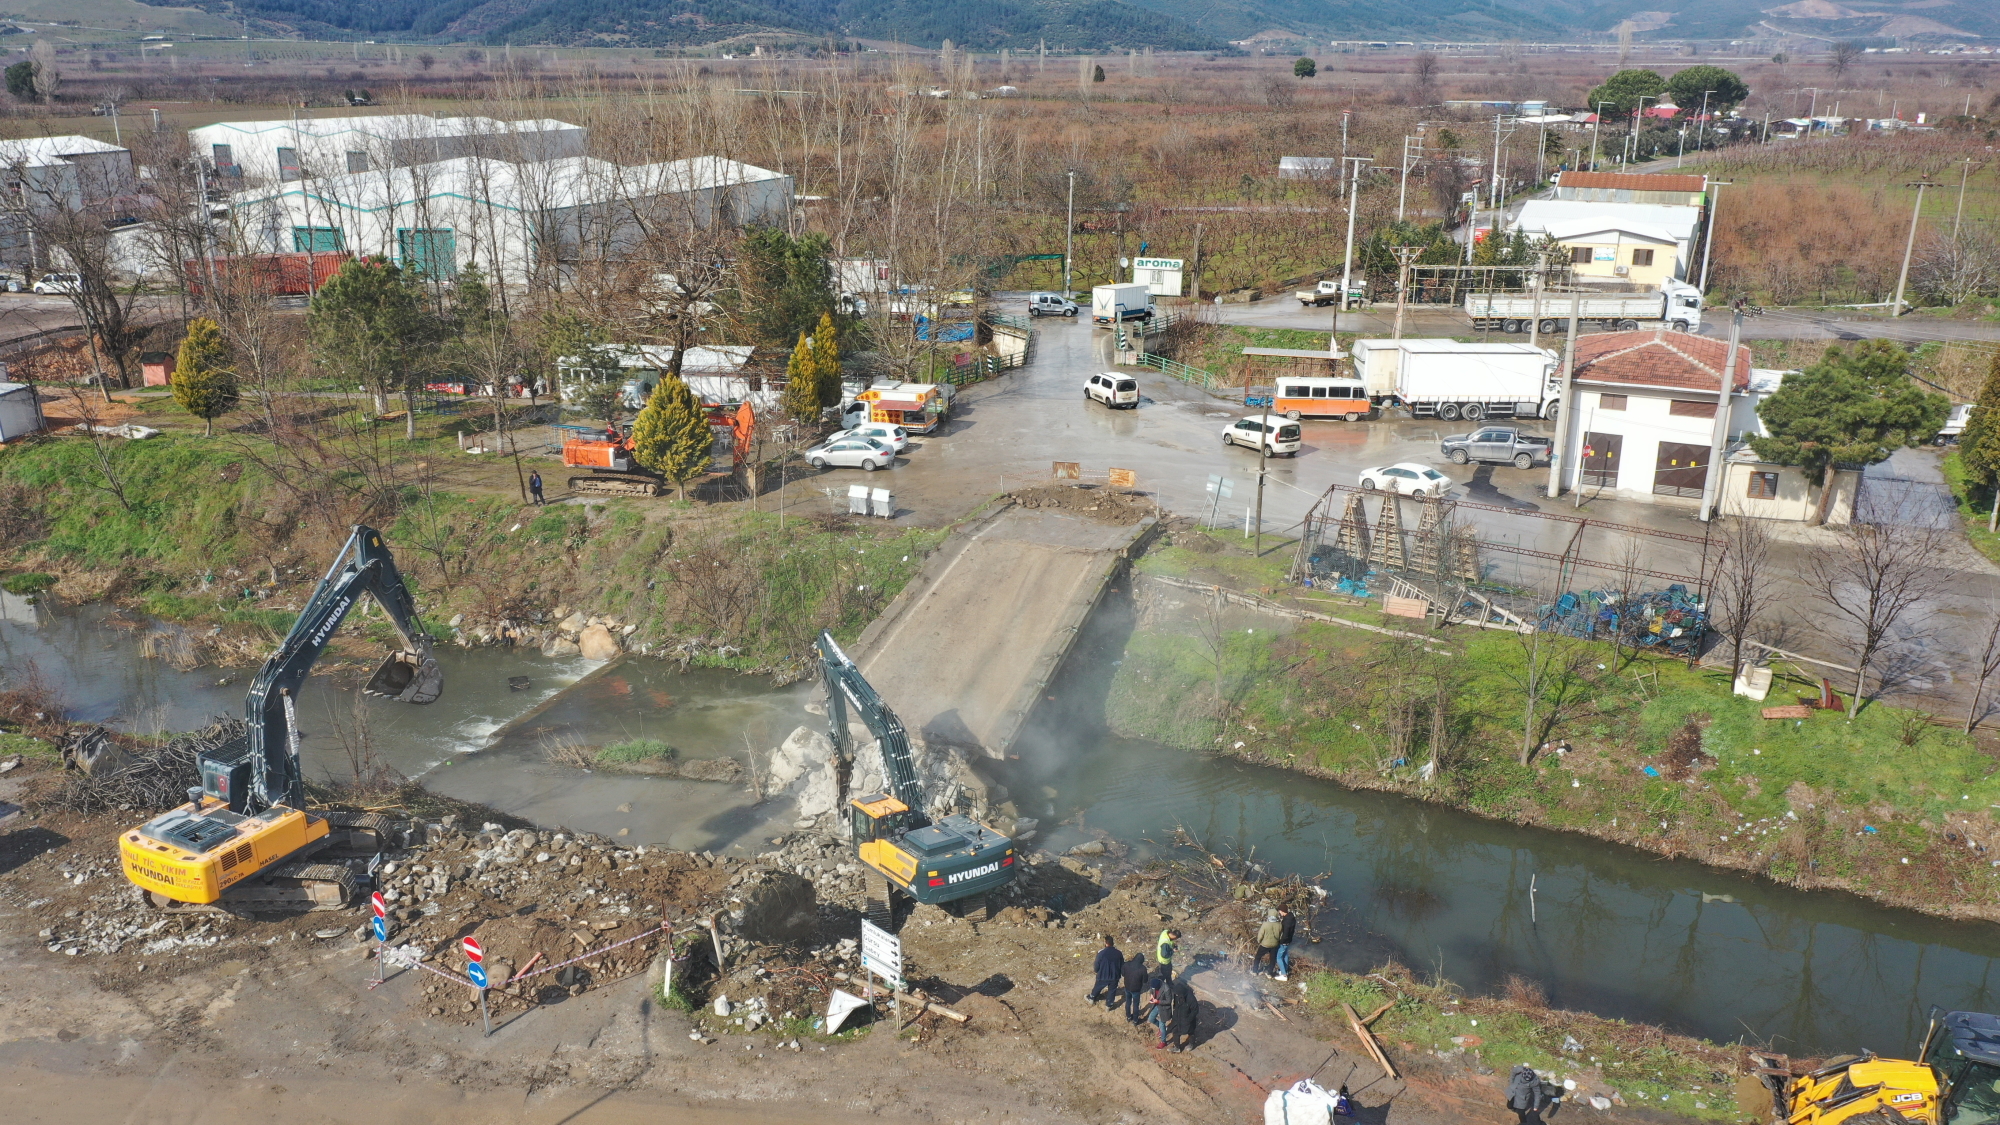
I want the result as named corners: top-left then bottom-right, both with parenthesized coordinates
top-left (1411, 52), bottom-right (1439, 104)
top-left (1966, 606), bottom-right (2000, 733)
top-left (1801, 524), bottom-right (1951, 718)
top-left (1504, 608), bottom-right (1598, 765)
top-left (1710, 515), bottom-right (1774, 682)
top-left (1913, 228), bottom-right (2000, 308)
top-left (1830, 42), bottom-right (1863, 82)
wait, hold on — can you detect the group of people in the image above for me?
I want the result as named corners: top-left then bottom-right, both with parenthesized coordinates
top-left (1087, 928), bottom-right (1200, 1052)
top-left (1251, 905), bottom-right (1296, 982)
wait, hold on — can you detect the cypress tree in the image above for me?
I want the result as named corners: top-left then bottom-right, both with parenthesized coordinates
top-left (1960, 352), bottom-right (2000, 524)
top-left (783, 331), bottom-right (821, 424)
top-left (170, 317), bottom-right (238, 437)
top-left (629, 374), bottom-right (714, 500)
top-left (811, 312), bottom-right (841, 409)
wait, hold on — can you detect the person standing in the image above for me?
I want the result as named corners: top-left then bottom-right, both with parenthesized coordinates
top-left (1252, 913), bottom-right (1282, 977)
top-left (1087, 933), bottom-right (1124, 1008)
top-left (1119, 950), bottom-right (1148, 1023)
top-left (1144, 973), bottom-right (1171, 1048)
top-left (528, 470), bottom-right (544, 505)
top-left (1275, 905), bottom-right (1296, 982)
top-left (1506, 1065), bottom-right (1551, 1124)
top-left (1156, 927), bottom-right (1180, 977)
top-left (1167, 978), bottom-right (1199, 1053)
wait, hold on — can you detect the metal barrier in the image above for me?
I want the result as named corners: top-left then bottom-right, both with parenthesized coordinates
top-left (1135, 352), bottom-right (1222, 390)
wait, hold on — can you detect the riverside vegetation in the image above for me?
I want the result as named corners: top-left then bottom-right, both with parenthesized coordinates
top-left (1111, 529), bottom-right (2000, 925)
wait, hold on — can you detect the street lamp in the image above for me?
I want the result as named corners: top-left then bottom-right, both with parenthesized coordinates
top-left (1627, 95), bottom-right (1656, 163)
top-left (1695, 89), bottom-right (1715, 155)
top-left (1589, 101), bottom-right (1610, 171)
top-left (1062, 170), bottom-right (1075, 295)
top-left (1338, 156), bottom-right (1373, 313)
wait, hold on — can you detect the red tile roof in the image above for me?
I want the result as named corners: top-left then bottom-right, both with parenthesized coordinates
top-left (1555, 171), bottom-right (1708, 193)
top-left (1572, 330), bottom-right (1750, 394)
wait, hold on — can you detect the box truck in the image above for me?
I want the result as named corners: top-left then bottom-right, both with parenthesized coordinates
top-left (1091, 283), bottom-right (1153, 326)
top-left (1352, 340), bottom-right (1563, 422)
top-left (1464, 279), bottom-right (1704, 333)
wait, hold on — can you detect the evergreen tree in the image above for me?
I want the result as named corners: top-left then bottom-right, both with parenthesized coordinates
top-left (308, 257), bottom-right (437, 436)
top-left (1959, 352), bottom-right (2000, 493)
top-left (783, 331), bottom-right (821, 424)
top-left (1293, 57), bottom-right (1316, 79)
top-left (629, 374), bottom-right (714, 500)
top-left (811, 312), bottom-right (841, 409)
top-left (170, 317), bottom-right (238, 437)
top-left (1586, 69), bottom-right (1667, 120)
top-left (736, 229), bottom-right (838, 350)
top-left (1752, 339), bottom-right (1950, 524)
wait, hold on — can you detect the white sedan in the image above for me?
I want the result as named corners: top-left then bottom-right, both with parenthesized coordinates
top-left (831, 422), bottom-right (910, 453)
top-left (806, 434), bottom-right (897, 472)
top-left (1359, 462), bottom-right (1455, 498)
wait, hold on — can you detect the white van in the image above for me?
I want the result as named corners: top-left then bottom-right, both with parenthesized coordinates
top-left (1085, 372), bottom-right (1139, 409)
top-left (1027, 292), bottom-right (1078, 317)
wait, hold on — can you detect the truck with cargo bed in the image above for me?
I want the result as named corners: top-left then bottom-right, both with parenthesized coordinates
top-left (1091, 283), bottom-right (1154, 326)
top-left (1350, 339), bottom-right (1563, 421)
top-left (1464, 279), bottom-right (1704, 334)
top-left (1440, 427), bottom-right (1554, 469)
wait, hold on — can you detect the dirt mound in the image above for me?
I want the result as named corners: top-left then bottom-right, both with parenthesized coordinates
top-left (1007, 482), bottom-right (1157, 524)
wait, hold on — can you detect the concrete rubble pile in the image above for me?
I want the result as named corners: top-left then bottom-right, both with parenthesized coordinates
top-left (440, 604), bottom-right (635, 660)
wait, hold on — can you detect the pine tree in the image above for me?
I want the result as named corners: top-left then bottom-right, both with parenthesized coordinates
top-left (170, 317), bottom-right (238, 437)
top-left (783, 331), bottom-right (821, 424)
top-left (1960, 352), bottom-right (2000, 490)
top-left (811, 312), bottom-right (841, 409)
top-left (629, 374), bottom-right (714, 500)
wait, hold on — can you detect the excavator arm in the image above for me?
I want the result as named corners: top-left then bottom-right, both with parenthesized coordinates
top-left (238, 525), bottom-right (441, 813)
top-left (817, 630), bottom-right (923, 815)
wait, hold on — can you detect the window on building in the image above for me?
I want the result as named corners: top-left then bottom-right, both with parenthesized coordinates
top-left (276, 147), bottom-right (301, 182)
top-left (1747, 471), bottom-right (1779, 500)
top-left (397, 227), bottom-right (457, 277)
top-left (1632, 248), bottom-right (1656, 267)
top-left (1570, 245), bottom-right (1592, 265)
top-left (1599, 393), bottom-right (1627, 411)
top-left (292, 227), bottom-right (345, 253)
top-left (1669, 399), bottom-right (1716, 418)
top-left (211, 143), bottom-right (236, 172)
top-left (346, 150), bottom-right (369, 173)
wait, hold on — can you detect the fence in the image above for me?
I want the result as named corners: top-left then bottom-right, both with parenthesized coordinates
top-left (1134, 352), bottom-right (1223, 390)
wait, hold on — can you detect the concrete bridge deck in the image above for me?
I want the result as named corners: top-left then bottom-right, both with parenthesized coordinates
top-left (853, 501), bottom-right (1154, 760)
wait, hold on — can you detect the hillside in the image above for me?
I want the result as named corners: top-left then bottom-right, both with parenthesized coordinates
top-left (1124, 0), bottom-right (1997, 41)
top-left (147, 0), bottom-right (1221, 48)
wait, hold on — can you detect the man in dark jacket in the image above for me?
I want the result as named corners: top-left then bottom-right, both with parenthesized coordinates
top-left (1118, 950), bottom-right (1148, 1022)
top-left (1087, 933), bottom-right (1124, 1008)
top-left (1506, 1064), bottom-right (1550, 1124)
top-left (1275, 905), bottom-right (1297, 982)
top-left (1167, 979), bottom-right (1199, 1053)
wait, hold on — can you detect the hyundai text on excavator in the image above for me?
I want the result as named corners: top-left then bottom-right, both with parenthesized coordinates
top-left (816, 631), bottom-right (1016, 922)
top-left (118, 526), bottom-right (442, 910)
top-left (1754, 1010), bottom-right (2000, 1125)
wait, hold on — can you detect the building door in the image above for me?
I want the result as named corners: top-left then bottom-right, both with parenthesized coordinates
top-left (1653, 441), bottom-right (1709, 498)
top-left (1581, 432), bottom-right (1621, 488)
top-left (396, 228), bottom-right (457, 278)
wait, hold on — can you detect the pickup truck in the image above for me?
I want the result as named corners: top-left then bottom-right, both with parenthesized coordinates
top-left (1439, 427), bottom-right (1553, 470)
top-left (1296, 279), bottom-right (1366, 308)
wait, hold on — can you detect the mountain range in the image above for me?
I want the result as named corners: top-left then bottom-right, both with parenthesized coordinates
top-left (142, 0), bottom-right (1997, 48)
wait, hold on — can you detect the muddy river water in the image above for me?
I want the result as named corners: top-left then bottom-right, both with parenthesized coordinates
top-left (7, 592), bottom-right (2000, 1059)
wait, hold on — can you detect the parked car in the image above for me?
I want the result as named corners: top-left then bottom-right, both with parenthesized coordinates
top-left (1085, 372), bottom-right (1139, 409)
top-left (1027, 292), bottom-right (1078, 317)
top-left (1221, 416), bottom-right (1303, 457)
top-left (831, 422), bottom-right (910, 453)
top-left (32, 273), bottom-right (82, 295)
top-left (1359, 462), bottom-right (1454, 498)
top-left (806, 434), bottom-right (897, 472)
top-left (1439, 427), bottom-right (1553, 469)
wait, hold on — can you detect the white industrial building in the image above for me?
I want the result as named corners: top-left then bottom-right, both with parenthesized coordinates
top-left (190, 114), bottom-right (586, 184)
top-left (227, 155), bottom-right (793, 287)
top-left (0, 134), bottom-right (136, 212)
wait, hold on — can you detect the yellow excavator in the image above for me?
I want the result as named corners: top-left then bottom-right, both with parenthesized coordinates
top-left (118, 526), bottom-right (442, 909)
top-left (1756, 1011), bottom-right (2000, 1125)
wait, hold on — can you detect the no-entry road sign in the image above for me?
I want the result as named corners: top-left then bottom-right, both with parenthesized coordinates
top-left (462, 936), bottom-right (483, 963)
top-left (370, 891), bottom-right (387, 918)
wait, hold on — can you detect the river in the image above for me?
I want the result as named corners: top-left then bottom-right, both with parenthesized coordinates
top-left (7, 592), bottom-right (2000, 1059)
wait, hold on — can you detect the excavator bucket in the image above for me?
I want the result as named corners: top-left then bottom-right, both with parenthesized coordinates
top-left (363, 650), bottom-right (443, 704)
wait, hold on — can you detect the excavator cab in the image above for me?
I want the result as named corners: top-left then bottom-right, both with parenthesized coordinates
top-left (1923, 1011), bottom-right (2000, 1124)
top-left (849, 794), bottom-right (920, 844)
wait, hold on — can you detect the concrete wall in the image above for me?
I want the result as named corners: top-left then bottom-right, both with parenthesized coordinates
top-left (1572, 387), bottom-right (1720, 495)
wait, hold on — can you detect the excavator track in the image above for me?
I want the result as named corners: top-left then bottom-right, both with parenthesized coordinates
top-left (567, 475), bottom-right (661, 497)
top-left (145, 861), bottom-right (357, 913)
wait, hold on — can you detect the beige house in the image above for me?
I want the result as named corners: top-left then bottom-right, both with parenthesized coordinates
top-left (1718, 454), bottom-right (1859, 524)
top-left (1515, 199), bottom-right (1702, 287)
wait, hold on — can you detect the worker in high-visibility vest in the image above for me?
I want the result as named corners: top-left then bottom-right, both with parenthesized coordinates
top-left (1156, 928), bottom-right (1181, 976)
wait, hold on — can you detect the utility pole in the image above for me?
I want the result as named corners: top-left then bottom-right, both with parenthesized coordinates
top-left (1698, 302), bottom-right (1745, 523)
top-left (1589, 101), bottom-right (1610, 171)
top-left (1062, 170), bottom-right (1075, 295)
top-left (1953, 158), bottom-right (1978, 239)
top-left (1338, 156), bottom-right (1372, 316)
top-left (1534, 116), bottom-right (1549, 188)
top-left (1546, 287), bottom-right (1583, 500)
top-left (1527, 249), bottom-right (1549, 348)
top-left (1490, 112), bottom-right (1504, 205)
top-left (1339, 110), bottom-right (1351, 197)
top-left (1627, 96), bottom-right (1656, 163)
top-left (1891, 180), bottom-right (1939, 317)
top-left (1694, 89), bottom-right (1714, 157)
top-left (1462, 186), bottom-right (1481, 265)
top-left (1697, 180), bottom-right (1730, 295)
top-left (1254, 389), bottom-right (1272, 557)
top-left (1398, 132), bottom-right (1422, 223)
top-left (1391, 246), bottom-right (1418, 340)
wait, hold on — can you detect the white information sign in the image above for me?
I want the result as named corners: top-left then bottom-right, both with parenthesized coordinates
top-left (1133, 256), bottom-right (1184, 297)
top-left (860, 919), bottom-right (902, 990)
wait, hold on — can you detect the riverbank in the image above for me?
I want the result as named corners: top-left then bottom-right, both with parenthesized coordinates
top-left (0, 428), bottom-right (946, 678)
top-left (1109, 528), bottom-right (2000, 926)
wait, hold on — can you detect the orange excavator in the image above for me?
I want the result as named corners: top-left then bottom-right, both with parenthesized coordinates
top-left (559, 403), bottom-right (755, 499)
